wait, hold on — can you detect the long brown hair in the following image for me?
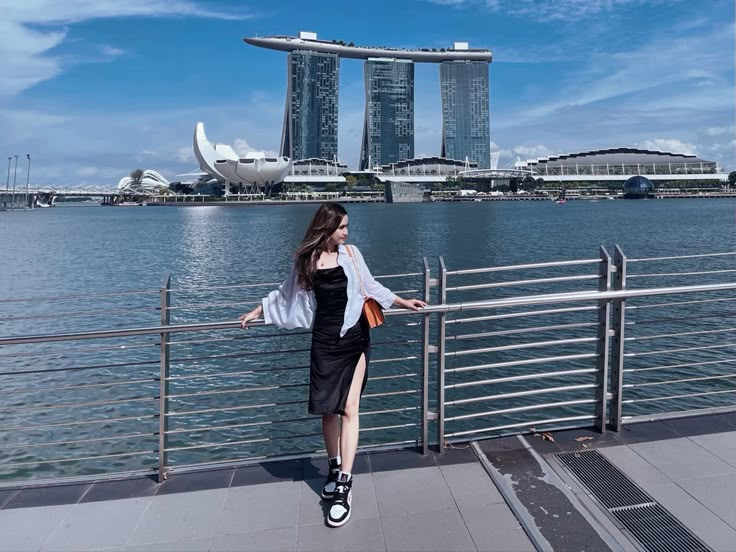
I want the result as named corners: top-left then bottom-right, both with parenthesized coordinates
top-left (294, 202), bottom-right (348, 290)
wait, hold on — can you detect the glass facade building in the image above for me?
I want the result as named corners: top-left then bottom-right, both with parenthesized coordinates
top-left (359, 59), bottom-right (414, 170)
top-left (281, 50), bottom-right (339, 161)
top-left (439, 61), bottom-right (490, 169)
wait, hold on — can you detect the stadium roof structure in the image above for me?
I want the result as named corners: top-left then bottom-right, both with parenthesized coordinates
top-left (514, 147), bottom-right (725, 182)
top-left (520, 148), bottom-right (715, 167)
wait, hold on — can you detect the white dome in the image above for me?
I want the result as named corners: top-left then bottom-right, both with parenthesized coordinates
top-left (117, 170), bottom-right (170, 193)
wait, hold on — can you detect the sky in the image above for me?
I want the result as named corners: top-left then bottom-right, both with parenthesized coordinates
top-left (0, 0), bottom-right (734, 186)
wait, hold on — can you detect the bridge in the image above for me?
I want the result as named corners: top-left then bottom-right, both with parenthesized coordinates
top-left (1, 186), bottom-right (165, 208)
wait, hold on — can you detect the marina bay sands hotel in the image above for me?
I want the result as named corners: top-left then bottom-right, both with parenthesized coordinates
top-left (244, 33), bottom-right (493, 169)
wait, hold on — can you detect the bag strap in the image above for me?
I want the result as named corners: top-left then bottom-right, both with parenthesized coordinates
top-left (345, 245), bottom-right (366, 299)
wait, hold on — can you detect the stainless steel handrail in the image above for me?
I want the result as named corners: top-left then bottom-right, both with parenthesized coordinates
top-left (2, 247), bottom-right (736, 486)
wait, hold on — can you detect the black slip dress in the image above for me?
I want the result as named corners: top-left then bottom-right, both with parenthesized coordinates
top-left (308, 265), bottom-right (370, 415)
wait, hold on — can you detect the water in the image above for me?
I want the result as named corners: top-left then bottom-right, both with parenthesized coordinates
top-left (1, 199), bottom-right (735, 480)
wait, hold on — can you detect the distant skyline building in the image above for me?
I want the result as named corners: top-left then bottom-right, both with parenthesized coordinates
top-left (281, 49), bottom-right (339, 161)
top-left (244, 33), bottom-right (492, 167)
top-left (360, 59), bottom-right (414, 170)
top-left (440, 60), bottom-right (491, 169)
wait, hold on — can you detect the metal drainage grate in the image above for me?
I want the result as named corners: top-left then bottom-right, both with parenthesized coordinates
top-left (557, 450), bottom-right (712, 552)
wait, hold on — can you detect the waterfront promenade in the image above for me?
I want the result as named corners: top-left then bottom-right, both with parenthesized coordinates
top-left (2, 413), bottom-right (735, 552)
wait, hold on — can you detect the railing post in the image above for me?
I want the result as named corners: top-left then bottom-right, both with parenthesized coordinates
top-left (437, 257), bottom-right (447, 453)
top-left (594, 247), bottom-right (612, 433)
top-left (158, 273), bottom-right (171, 482)
top-left (609, 246), bottom-right (627, 431)
top-left (421, 257), bottom-right (432, 455)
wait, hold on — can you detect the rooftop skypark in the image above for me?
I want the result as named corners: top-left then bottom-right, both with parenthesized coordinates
top-left (244, 32), bottom-right (493, 62)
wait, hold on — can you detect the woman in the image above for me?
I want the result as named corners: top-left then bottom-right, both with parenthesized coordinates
top-left (239, 202), bottom-right (426, 528)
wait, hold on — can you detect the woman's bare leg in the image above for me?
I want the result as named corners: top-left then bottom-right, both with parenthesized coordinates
top-left (340, 354), bottom-right (367, 473)
top-left (322, 414), bottom-right (340, 459)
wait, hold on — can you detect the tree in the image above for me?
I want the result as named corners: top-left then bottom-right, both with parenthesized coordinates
top-left (130, 169), bottom-right (144, 187)
top-left (535, 177), bottom-right (545, 188)
top-left (728, 171), bottom-right (736, 186)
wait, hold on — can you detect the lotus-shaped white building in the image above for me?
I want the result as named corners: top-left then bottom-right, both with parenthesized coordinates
top-left (193, 122), bottom-right (291, 193)
top-left (117, 170), bottom-right (171, 194)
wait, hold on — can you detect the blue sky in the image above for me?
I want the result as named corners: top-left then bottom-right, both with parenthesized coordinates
top-left (0, 0), bottom-right (733, 186)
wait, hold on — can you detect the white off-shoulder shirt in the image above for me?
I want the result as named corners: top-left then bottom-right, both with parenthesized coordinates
top-left (262, 244), bottom-right (397, 337)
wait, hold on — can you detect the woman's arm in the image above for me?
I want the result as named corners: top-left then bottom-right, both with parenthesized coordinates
top-left (240, 264), bottom-right (314, 329)
top-left (354, 246), bottom-right (426, 311)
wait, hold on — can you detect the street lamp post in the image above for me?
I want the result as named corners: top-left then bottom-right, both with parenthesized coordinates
top-left (25, 154), bottom-right (31, 208)
top-left (5, 156), bottom-right (10, 208)
top-left (12, 154), bottom-right (18, 208)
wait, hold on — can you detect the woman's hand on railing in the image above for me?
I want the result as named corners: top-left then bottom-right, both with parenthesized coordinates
top-left (239, 304), bottom-right (264, 329)
top-left (394, 297), bottom-right (428, 311)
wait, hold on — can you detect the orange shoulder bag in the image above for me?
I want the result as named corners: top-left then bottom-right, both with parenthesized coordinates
top-left (346, 245), bottom-right (385, 328)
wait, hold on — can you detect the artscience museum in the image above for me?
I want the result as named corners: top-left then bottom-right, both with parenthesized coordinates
top-left (193, 122), bottom-right (291, 195)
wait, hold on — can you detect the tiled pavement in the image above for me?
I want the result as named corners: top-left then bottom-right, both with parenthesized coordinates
top-left (3, 413), bottom-right (736, 552)
top-left (0, 448), bottom-right (535, 552)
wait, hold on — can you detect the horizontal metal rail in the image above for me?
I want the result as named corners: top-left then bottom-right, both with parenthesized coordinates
top-left (627, 268), bottom-right (736, 279)
top-left (445, 398), bottom-right (596, 422)
top-left (625, 296), bottom-right (736, 311)
top-left (449, 322), bottom-right (598, 341)
top-left (624, 358), bottom-right (736, 374)
top-left (6, 280), bottom-right (736, 347)
top-left (445, 368), bottom-right (597, 390)
top-left (622, 389), bottom-right (736, 404)
top-left (624, 373), bottom-right (736, 389)
top-left (625, 327), bottom-right (736, 342)
top-left (446, 353), bottom-right (598, 374)
top-left (628, 251), bottom-right (736, 263)
top-left (446, 258), bottom-right (601, 275)
top-left (445, 383), bottom-right (597, 406)
top-left (446, 415), bottom-right (595, 438)
top-left (447, 274), bottom-right (600, 292)
top-left (445, 305), bottom-right (599, 325)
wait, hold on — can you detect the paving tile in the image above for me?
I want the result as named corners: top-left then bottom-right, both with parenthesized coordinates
top-left (630, 437), bottom-right (736, 481)
top-left (216, 481), bottom-right (300, 535)
top-left (663, 414), bottom-right (736, 437)
top-left (374, 466), bottom-right (455, 516)
top-left (212, 527), bottom-right (297, 552)
top-left (42, 497), bottom-right (150, 552)
top-left (476, 435), bottom-right (527, 455)
top-left (0, 489), bottom-right (17, 509)
top-left (297, 516), bottom-right (385, 551)
top-left (719, 412), bottom-right (736, 427)
top-left (433, 444), bottom-right (478, 466)
top-left (439, 462), bottom-right (505, 515)
top-left (81, 477), bottom-right (159, 503)
top-left (546, 427), bottom-right (623, 452)
top-left (231, 459), bottom-right (303, 487)
top-left (643, 481), bottom-right (736, 552)
top-left (125, 536), bottom-right (212, 551)
top-left (155, 468), bottom-right (233, 495)
top-left (678, 473), bottom-right (736, 527)
top-left (0, 504), bottom-right (70, 552)
top-left (299, 473), bottom-right (378, 526)
top-left (599, 445), bottom-right (672, 487)
top-left (521, 433), bottom-right (563, 455)
top-left (461, 503), bottom-right (536, 552)
top-left (369, 448), bottom-right (436, 472)
top-left (381, 507), bottom-right (476, 552)
top-left (127, 488), bottom-right (227, 546)
top-left (4, 483), bottom-right (90, 509)
top-left (691, 431), bottom-right (736, 469)
top-left (616, 420), bottom-right (681, 444)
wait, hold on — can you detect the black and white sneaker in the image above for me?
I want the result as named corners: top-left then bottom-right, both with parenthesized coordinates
top-left (321, 459), bottom-right (341, 499)
top-left (327, 475), bottom-right (353, 528)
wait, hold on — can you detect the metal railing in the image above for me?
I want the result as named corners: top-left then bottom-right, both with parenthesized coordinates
top-left (2, 247), bottom-right (736, 487)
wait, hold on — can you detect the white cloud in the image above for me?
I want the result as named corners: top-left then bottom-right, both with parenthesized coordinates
top-left (0, 1), bottom-right (255, 100)
top-left (704, 126), bottom-right (731, 137)
top-left (512, 144), bottom-right (556, 159)
top-left (427, 0), bottom-right (677, 22)
top-left (637, 138), bottom-right (699, 155)
top-left (233, 138), bottom-right (278, 158)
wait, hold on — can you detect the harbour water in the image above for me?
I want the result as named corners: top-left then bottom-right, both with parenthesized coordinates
top-left (1, 199), bottom-right (735, 480)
